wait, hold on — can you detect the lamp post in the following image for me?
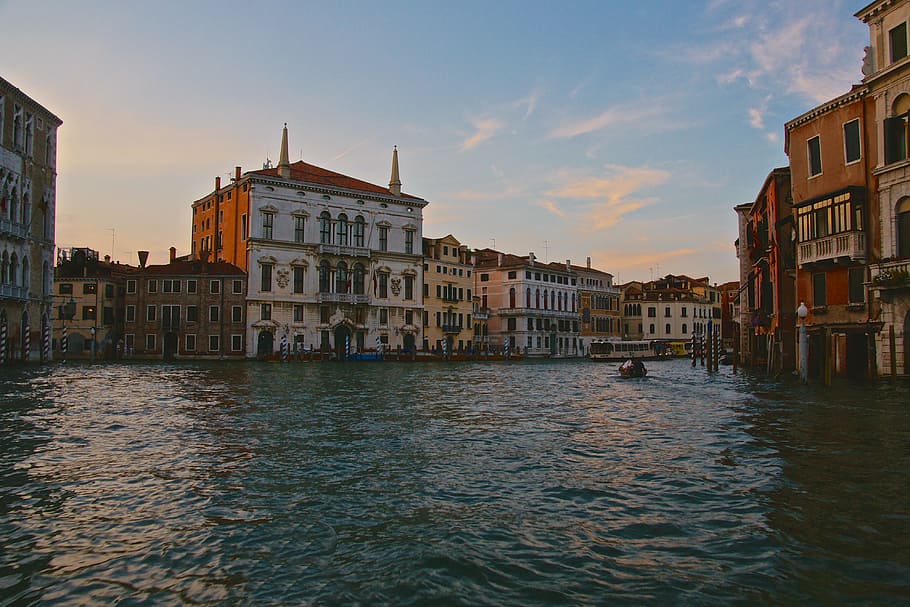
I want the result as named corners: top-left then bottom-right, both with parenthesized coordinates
top-left (58, 298), bottom-right (76, 363)
top-left (797, 302), bottom-right (808, 384)
top-left (90, 326), bottom-right (97, 364)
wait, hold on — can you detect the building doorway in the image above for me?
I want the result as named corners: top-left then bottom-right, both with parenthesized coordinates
top-left (163, 333), bottom-right (178, 361)
top-left (403, 333), bottom-right (416, 353)
top-left (257, 330), bottom-right (274, 358)
top-left (845, 332), bottom-right (868, 379)
top-left (334, 325), bottom-right (351, 360)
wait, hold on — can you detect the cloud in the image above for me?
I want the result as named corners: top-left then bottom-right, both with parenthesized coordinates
top-left (513, 87), bottom-right (543, 120)
top-left (333, 139), bottom-right (369, 161)
top-left (548, 103), bottom-right (668, 139)
top-left (599, 247), bottom-right (700, 268)
top-left (546, 164), bottom-right (671, 231)
top-left (749, 107), bottom-right (764, 129)
top-left (460, 117), bottom-right (504, 151)
top-left (537, 199), bottom-right (567, 219)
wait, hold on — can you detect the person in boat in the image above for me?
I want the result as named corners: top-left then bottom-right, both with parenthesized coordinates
top-left (632, 358), bottom-right (646, 375)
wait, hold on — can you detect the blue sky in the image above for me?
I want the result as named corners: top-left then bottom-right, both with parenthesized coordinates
top-left (1, 0), bottom-right (868, 283)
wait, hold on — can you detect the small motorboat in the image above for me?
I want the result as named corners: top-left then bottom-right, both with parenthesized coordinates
top-left (619, 359), bottom-right (647, 378)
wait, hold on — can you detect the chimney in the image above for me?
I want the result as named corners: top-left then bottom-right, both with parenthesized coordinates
top-left (138, 250), bottom-right (149, 268)
top-left (497, 253), bottom-right (503, 266)
top-left (215, 176), bottom-right (221, 191)
top-left (104, 255), bottom-right (111, 263)
top-left (169, 247), bottom-right (177, 263)
top-left (586, 256), bottom-right (591, 269)
top-left (235, 166), bottom-right (241, 181)
top-left (529, 252), bottom-right (535, 266)
top-left (566, 259), bottom-right (571, 271)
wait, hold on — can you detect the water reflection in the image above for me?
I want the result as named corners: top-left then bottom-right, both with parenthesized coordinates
top-left (0, 360), bottom-right (908, 605)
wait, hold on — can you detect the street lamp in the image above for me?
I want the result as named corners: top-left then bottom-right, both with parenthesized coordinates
top-left (90, 326), bottom-right (97, 364)
top-left (797, 302), bottom-right (808, 384)
top-left (58, 297), bottom-right (76, 363)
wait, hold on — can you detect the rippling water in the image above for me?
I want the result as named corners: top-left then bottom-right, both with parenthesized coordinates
top-left (1, 359), bottom-right (909, 606)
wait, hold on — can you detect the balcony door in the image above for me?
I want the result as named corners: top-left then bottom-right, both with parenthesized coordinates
top-left (898, 198), bottom-right (910, 258)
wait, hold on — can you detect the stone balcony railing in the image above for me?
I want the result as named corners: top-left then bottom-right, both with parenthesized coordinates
top-left (317, 244), bottom-right (371, 258)
top-left (0, 218), bottom-right (29, 239)
top-left (0, 284), bottom-right (29, 300)
top-left (316, 292), bottom-right (370, 304)
top-left (498, 306), bottom-right (579, 320)
top-left (798, 231), bottom-right (865, 266)
top-left (870, 259), bottom-right (910, 297)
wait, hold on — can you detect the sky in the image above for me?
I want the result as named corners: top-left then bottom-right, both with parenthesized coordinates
top-left (1, 0), bottom-right (870, 283)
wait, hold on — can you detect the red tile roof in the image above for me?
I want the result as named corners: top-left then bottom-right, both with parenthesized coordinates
top-left (251, 160), bottom-right (424, 201)
top-left (138, 260), bottom-right (246, 276)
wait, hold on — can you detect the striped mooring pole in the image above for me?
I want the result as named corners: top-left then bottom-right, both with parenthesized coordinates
top-left (0, 319), bottom-right (7, 366)
top-left (504, 337), bottom-right (510, 359)
top-left (281, 333), bottom-right (288, 362)
top-left (23, 320), bottom-right (30, 363)
top-left (42, 321), bottom-right (50, 363)
top-left (376, 336), bottom-right (382, 357)
top-left (62, 326), bottom-right (68, 362)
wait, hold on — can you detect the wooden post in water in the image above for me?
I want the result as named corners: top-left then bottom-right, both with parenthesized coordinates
top-left (706, 322), bottom-right (713, 371)
top-left (714, 328), bottom-right (720, 372)
top-left (824, 327), bottom-right (832, 386)
top-left (890, 325), bottom-right (897, 380)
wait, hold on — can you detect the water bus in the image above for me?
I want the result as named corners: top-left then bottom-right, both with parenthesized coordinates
top-left (589, 339), bottom-right (662, 361)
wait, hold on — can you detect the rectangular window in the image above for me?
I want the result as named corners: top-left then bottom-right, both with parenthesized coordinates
top-left (105, 284), bottom-right (114, 298)
top-left (405, 230), bottom-right (414, 254)
top-left (146, 334), bottom-right (156, 351)
top-left (146, 305), bottom-right (156, 322)
top-left (891, 21), bottom-right (908, 63)
top-left (380, 308), bottom-right (388, 325)
top-left (161, 305), bottom-right (180, 330)
top-left (507, 317), bottom-right (517, 331)
top-left (82, 305), bottom-right (97, 320)
top-left (647, 306), bottom-right (656, 318)
top-left (294, 215), bottom-right (306, 243)
top-left (480, 274), bottom-right (489, 282)
top-left (125, 305), bottom-right (136, 323)
top-left (147, 280), bottom-right (157, 294)
top-left (232, 279), bottom-right (243, 294)
top-left (405, 310), bottom-right (413, 325)
top-left (209, 335), bottom-right (220, 352)
top-left (294, 304), bottom-right (304, 322)
top-left (293, 267), bottom-right (304, 293)
top-left (261, 303), bottom-right (271, 321)
top-left (404, 276), bottom-right (414, 300)
top-left (210, 280), bottom-right (220, 294)
top-left (379, 226), bottom-right (388, 251)
top-left (379, 273), bottom-right (388, 298)
top-left (59, 283), bottom-right (73, 294)
top-left (232, 306), bottom-right (243, 323)
top-left (241, 214), bottom-right (248, 241)
top-left (261, 263), bottom-right (272, 292)
top-left (848, 267), bottom-right (865, 304)
top-left (808, 136), bottom-right (822, 176)
top-left (186, 306), bottom-right (198, 323)
top-left (812, 273), bottom-right (827, 307)
top-left (844, 119), bottom-right (861, 164)
top-left (187, 279), bottom-right (197, 294)
top-left (262, 212), bottom-right (274, 239)
top-left (186, 334), bottom-right (196, 352)
top-left (231, 335), bottom-right (242, 352)
top-left (82, 283), bottom-right (97, 295)
top-left (209, 305), bottom-right (220, 322)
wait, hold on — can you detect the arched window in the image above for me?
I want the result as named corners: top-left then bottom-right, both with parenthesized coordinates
top-left (22, 193), bottom-right (30, 227)
top-left (318, 260), bottom-right (330, 293)
top-left (1, 251), bottom-right (8, 284)
top-left (535, 289), bottom-right (540, 308)
top-left (10, 253), bottom-right (19, 286)
top-left (10, 188), bottom-right (18, 224)
top-left (43, 261), bottom-right (49, 297)
top-left (337, 213), bottom-right (348, 245)
top-left (353, 263), bottom-right (365, 294)
top-left (336, 261), bottom-right (348, 293)
top-left (354, 216), bottom-right (366, 247)
top-left (509, 287), bottom-right (516, 308)
top-left (526, 288), bottom-right (531, 308)
top-left (21, 257), bottom-right (29, 292)
top-left (649, 323), bottom-right (655, 334)
top-left (319, 211), bottom-right (332, 244)
top-left (557, 292), bottom-right (562, 311)
top-left (898, 197), bottom-right (910, 258)
top-left (543, 289), bottom-right (548, 310)
top-left (550, 290), bottom-right (555, 309)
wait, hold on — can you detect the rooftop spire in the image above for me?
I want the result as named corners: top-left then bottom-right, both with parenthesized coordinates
top-left (278, 123), bottom-right (291, 179)
top-left (389, 145), bottom-right (401, 196)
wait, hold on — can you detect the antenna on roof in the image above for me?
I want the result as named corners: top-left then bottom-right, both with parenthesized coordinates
top-left (263, 157), bottom-right (272, 170)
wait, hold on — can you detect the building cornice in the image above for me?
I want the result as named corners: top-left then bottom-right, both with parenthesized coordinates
top-left (785, 86), bottom-right (868, 132)
top-left (248, 175), bottom-right (428, 208)
top-left (856, 0), bottom-right (896, 22)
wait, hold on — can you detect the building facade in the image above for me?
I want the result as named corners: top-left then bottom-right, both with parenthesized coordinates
top-left (122, 251), bottom-right (246, 360)
top-left (573, 257), bottom-right (621, 353)
top-left (422, 235), bottom-right (474, 354)
top-left (785, 85), bottom-right (877, 378)
top-left (53, 248), bottom-right (130, 359)
top-left (192, 126), bottom-right (428, 358)
top-left (473, 249), bottom-right (581, 357)
top-left (0, 77), bottom-right (61, 363)
top-left (858, 0), bottom-right (910, 376)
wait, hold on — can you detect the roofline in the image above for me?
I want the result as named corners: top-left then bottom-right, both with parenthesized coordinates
top-left (784, 85), bottom-right (867, 153)
top-left (0, 76), bottom-right (63, 126)
top-left (855, 0), bottom-right (894, 21)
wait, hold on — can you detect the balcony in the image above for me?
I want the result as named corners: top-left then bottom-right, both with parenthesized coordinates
top-left (0, 284), bottom-right (29, 300)
top-left (318, 244), bottom-right (370, 258)
top-left (870, 259), bottom-right (910, 301)
top-left (442, 324), bottom-right (463, 334)
top-left (499, 306), bottom-right (578, 320)
top-left (798, 231), bottom-right (865, 266)
top-left (316, 292), bottom-right (370, 304)
top-left (473, 308), bottom-right (490, 321)
top-left (0, 218), bottom-right (29, 239)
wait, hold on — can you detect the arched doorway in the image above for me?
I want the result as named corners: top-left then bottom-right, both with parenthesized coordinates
top-left (334, 324), bottom-right (351, 360)
top-left (257, 330), bottom-right (274, 358)
top-left (403, 333), bottom-right (416, 353)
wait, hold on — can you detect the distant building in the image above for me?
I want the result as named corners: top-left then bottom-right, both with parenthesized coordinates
top-left (0, 76), bottom-right (62, 363)
top-left (53, 248), bottom-right (130, 359)
top-left (191, 125), bottom-right (427, 358)
top-left (422, 235), bottom-right (474, 354)
top-left (620, 281), bottom-right (644, 340)
top-left (473, 249), bottom-right (580, 357)
top-left (718, 280), bottom-right (740, 350)
top-left (573, 257), bottom-right (621, 352)
top-left (122, 249), bottom-right (246, 359)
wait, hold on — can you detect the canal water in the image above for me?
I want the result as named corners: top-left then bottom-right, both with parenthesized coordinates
top-left (1, 358), bottom-right (908, 606)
